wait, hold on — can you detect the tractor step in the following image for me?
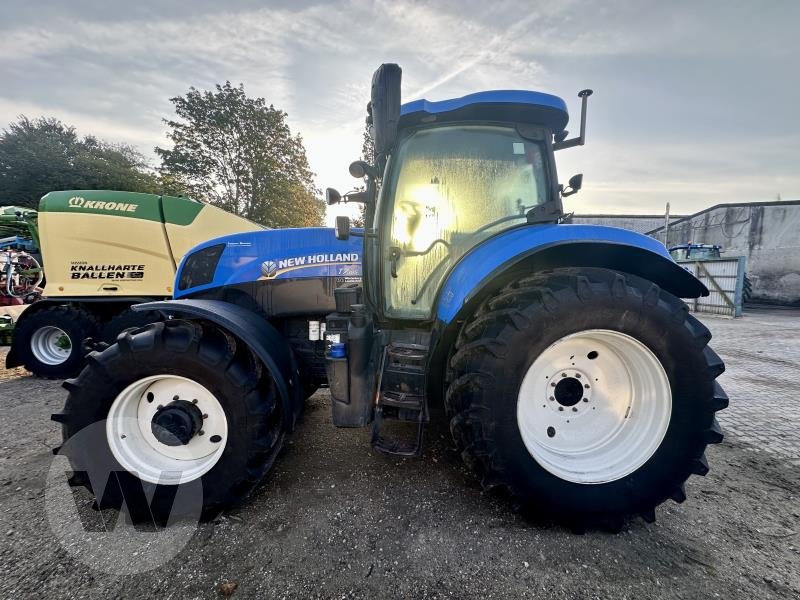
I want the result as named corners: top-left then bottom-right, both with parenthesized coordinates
top-left (372, 343), bottom-right (429, 457)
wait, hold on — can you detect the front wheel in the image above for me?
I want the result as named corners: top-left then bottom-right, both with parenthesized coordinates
top-left (53, 320), bottom-right (285, 522)
top-left (446, 267), bottom-right (728, 529)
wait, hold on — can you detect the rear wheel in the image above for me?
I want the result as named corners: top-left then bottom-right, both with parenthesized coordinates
top-left (14, 305), bottom-right (98, 378)
top-left (53, 320), bottom-right (285, 522)
top-left (446, 267), bottom-right (727, 528)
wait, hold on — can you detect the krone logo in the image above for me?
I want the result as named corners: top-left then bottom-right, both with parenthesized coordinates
top-left (67, 196), bottom-right (138, 213)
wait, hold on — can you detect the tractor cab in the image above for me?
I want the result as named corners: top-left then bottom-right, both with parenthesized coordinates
top-left (329, 64), bottom-right (591, 321)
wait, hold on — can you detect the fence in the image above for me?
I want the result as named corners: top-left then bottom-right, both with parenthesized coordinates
top-left (675, 257), bottom-right (746, 317)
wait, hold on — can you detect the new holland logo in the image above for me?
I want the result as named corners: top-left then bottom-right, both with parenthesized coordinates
top-left (68, 196), bottom-right (138, 213)
top-left (261, 260), bottom-right (278, 278)
top-left (260, 253), bottom-right (360, 279)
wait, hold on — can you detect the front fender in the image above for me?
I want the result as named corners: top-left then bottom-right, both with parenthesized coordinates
top-left (436, 224), bottom-right (708, 324)
top-left (134, 299), bottom-right (303, 431)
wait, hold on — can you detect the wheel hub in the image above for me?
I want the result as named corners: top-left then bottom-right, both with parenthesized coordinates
top-left (30, 326), bottom-right (72, 365)
top-left (517, 329), bottom-right (672, 484)
top-left (106, 375), bottom-right (228, 485)
top-left (151, 399), bottom-right (204, 446)
top-left (553, 376), bottom-right (584, 407)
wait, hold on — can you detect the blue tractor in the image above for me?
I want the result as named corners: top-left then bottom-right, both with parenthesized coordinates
top-left (53, 65), bottom-right (727, 529)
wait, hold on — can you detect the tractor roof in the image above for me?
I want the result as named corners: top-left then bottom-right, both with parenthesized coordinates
top-left (399, 90), bottom-right (568, 132)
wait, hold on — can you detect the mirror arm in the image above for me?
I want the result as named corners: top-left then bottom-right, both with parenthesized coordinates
top-left (553, 89), bottom-right (593, 151)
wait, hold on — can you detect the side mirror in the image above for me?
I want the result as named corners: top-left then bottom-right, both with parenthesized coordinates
top-left (335, 215), bottom-right (351, 240)
top-left (326, 187), bottom-right (342, 205)
top-left (561, 173), bottom-right (583, 197)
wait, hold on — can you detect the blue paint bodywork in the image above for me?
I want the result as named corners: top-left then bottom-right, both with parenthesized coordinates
top-left (399, 90), bottom-right (570, 132)
top-left (401, 90), bottom-right (568, 117)
top-left (435, 224), bottom-right (676, 323)
top-left (175, 227), bottom-right (363, 298)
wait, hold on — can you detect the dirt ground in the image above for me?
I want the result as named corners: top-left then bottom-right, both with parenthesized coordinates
top-left (0, 321), bottom-right (799, 599)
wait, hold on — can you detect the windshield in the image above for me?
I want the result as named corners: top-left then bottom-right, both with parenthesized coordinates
top-left (382, 125), bottom-right (551, 318)
top-left (688, 247), bottom-right (720, 260)
top-left (670, 248), bottom-right (689, 261)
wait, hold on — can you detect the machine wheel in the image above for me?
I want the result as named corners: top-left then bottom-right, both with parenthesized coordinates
top-left (101, 308), bottom-right (163, 344)
top-left (14, 305), bottom-right (99, 378)
top-left (53, 320), bottom-right (285, 522)
top-left (446, 267), bottom-right (727, 529)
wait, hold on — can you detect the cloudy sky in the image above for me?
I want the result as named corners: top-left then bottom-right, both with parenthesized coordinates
top-left (2, 0), bottom-right (798, 221)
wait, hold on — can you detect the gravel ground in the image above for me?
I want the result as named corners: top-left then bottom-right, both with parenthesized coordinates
top-left (0, 311), bottom-right (799, 599)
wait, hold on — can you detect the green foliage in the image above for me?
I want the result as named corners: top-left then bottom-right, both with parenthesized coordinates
top-left (0, 116), bottom-right (162, 208)
top-left (156, 82), bottom-right (324, 228)
top-left (352, 123), bottom-right (375, 228)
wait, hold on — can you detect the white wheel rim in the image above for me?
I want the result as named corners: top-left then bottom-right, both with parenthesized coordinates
top-left (30, 326), bottom-right (72, 365)
top-left (106, 375), bottom-right (228, 485)
top-left (516, 329), bottom-right (672, 484)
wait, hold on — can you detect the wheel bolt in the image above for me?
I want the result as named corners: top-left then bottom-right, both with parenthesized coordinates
top-left (210, 435), bottom-right (222, 443)
top-left (192, 399), bottom-right (198, 404)
top-left (572, 407), bottom-right (578, 412)
top-left (198, 430), bottom-right (204, 436)
top-left (549, 396), bottom-right (555, 401)
top-left (575, 373), bottom-right (581, 378)
top-left (584, 384), bottom-right (590, 389)
top-left (550, 382), bottom-right (556, 387)
top-left (582, 398), bottom-right (588, 403)
top-left (202, 413), bottom-right (208, 419)
top-left (558, 406), bottom-right (564, 411)
top-left (561, 372), bottom-right (567, 377)
top-left (173, 395), bottom-right (179, 401)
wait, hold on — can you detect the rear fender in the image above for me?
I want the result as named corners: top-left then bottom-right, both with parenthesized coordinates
top-left (436, 224), bottom-right (708, 325)
top-left (134, 299), bottom-right (303, 431)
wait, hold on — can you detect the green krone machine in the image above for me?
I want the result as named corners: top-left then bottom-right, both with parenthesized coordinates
top-left (7, 190), bottom-right (262, 377)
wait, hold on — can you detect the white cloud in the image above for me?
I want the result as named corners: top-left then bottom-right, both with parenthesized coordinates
top-left (1, 0), bottom-right (799, 220)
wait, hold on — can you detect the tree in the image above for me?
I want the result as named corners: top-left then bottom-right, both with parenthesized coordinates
top-left (0, 117), bottom-right (161, 209)
top-left (351, 123), bottom-right (375, 228)
top-left (156, 82), bottom-right (324, 228)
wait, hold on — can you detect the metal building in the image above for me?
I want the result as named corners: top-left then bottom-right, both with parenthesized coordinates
top-left (648, 200), bottom-right (800, 305)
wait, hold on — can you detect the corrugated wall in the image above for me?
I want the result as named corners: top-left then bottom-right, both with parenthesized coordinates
top-left (649, 201), bottom-right (800, 305)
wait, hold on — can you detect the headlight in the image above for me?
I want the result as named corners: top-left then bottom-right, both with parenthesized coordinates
top-left (178, 243), bottom-right (225, 291)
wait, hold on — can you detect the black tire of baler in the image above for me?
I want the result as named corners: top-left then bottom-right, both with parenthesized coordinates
top-left (101, 308), bottom-right (163, 344)
top-left (15, 305), bottom-right (99, 379)
top-left (445, 267), bottom-right (728, 529)
top-left (54, 319), bottom-right (285, 523)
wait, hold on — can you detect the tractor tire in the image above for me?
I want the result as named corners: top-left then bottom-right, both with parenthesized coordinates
top-left (101, 308), bottom-right (163, 344)
top-left (14, 305), bottom-right (99, 379)
top-left (53, 319), bottom-right (285, 523)
top-left (446, 267), bottom-right (727, 529)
